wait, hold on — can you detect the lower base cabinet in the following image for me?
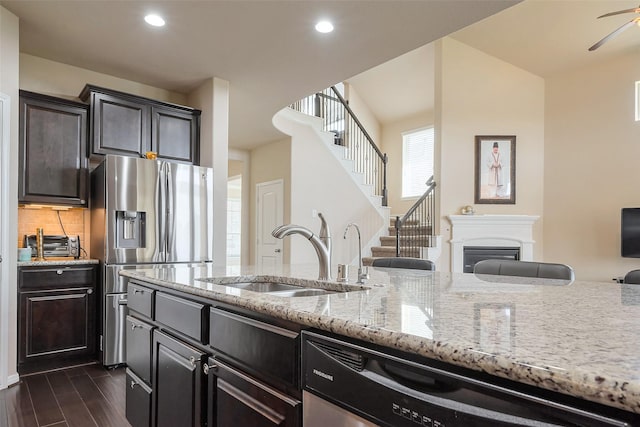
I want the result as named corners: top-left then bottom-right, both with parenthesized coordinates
top-left (152, 330), bottom-right (207, 427)
top-left (126, 369), bottom-right (152, 427)
top-left (207, 357), bottom-right (301, 427)
top-left (18, 265), bottom-right (97, 374)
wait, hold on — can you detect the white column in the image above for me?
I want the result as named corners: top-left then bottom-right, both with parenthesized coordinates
top-left (0, 5), bottom-right (20, 389)
top-left (188, 77), bottom-right (229, 270)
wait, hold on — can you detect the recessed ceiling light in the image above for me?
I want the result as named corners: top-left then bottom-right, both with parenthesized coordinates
top-left (315, 20), bottom-right (334, 33)
top-left (144, 14), bottom-right (165, 27)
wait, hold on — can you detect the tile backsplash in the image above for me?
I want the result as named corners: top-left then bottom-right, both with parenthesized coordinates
top-left (17, 207), bottom-right (90, 256)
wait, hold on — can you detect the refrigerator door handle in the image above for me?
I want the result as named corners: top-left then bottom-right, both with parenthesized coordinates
top-left (157, 162), bottom-right (167, 262)
top-left (166, 164), bottom-right (175, 261)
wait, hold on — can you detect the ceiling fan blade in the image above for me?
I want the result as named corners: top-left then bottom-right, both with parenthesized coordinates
top-left (589, 19), bottom-right (638, 51)
top-left (597, 7), bottom-right (640, 19)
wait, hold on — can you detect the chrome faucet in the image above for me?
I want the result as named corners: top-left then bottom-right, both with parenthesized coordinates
top-left (271, 214), bottom-right (332, 280)
top-left (344, 223), bottom-right (369, 284)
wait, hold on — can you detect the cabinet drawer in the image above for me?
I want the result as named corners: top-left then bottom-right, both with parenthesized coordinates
top-left (209, 307), bottom-right (299, 389)
top-left (155, 292), bottom-right (207, 343)
top-left (126, 315), bottom-right (154, 385)
top-left (19, 266), bottom-right (94, 289)
top-left (208, 358), bottom-right (301, 427)
top-left (126, 369), bottom-right (152, 427)
top-left (128, 282), bottom-right (154, 318)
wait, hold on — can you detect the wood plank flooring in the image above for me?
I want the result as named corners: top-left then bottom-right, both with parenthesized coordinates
top-left (0, 364), bottom-right (131, 427)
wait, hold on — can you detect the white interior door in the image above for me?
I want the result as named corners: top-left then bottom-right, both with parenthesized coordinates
top-left (256, 179), bottom-right (284, 274)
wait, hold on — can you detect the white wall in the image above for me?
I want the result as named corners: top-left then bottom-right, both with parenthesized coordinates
top-left (20, 54), bottom-right (187, 104)
top-left (344, 83), bottom-right (382, 146)
top-left (544, 53), bottom-right (640, 281)
top-left (0, 5), bottom-right (20, 388)
top-left (273, 109), bottom-right (385, 271)
top-left (437, 38), bottom-right (545, 272)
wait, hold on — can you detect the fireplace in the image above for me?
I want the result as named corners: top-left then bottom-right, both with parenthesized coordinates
top-left (462, 246), bottom-right (520, 273)
top-left (448, 215), bottom-right (539, 273)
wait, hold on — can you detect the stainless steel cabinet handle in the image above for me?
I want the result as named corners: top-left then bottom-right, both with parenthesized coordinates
top-left (130, 380), bottom-right (138, 389)
top-left (131, 323), bottom-right (143, 330)
top-left (275, 249), bottom-right (281, 253)
top-left (133, 289), bottom-right (144, 294)
top-left (56, 269), bottom-right (63, 275)
top-left (203, 362), bottom-right (218, 375)
top-left (87, 289), bottom-right (93, 295)
top-left (189, 356), bottom-right (197, 368)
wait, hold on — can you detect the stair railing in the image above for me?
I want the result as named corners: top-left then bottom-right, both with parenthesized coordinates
top-left (290, 86), bottom-right (388, 206)
top-left (395, 176), bottom-right (436, 257)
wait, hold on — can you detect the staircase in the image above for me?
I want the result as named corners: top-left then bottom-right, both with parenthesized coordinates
top-left (288, 85), bottom-right (441, 266)
top-left (363, 218), bottom-right (434, 265)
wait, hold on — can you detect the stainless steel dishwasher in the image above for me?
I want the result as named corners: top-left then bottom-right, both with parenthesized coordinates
top-left (301, 330), bottom-right (639, 427)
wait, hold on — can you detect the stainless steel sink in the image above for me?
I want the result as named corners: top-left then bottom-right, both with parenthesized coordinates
top-left (198, 276), bottom-right (367, 297)
top-left (220, 281), bottom-right (303, 293)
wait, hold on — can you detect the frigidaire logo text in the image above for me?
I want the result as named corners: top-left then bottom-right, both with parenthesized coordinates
top-left (313, 369), bottom-right (333, 382)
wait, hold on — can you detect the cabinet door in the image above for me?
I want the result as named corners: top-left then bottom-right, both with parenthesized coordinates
top-left (19, 91), bottom-right (88, 206)
top-left (207, 357), bottom-right (301, 427)
top-left (152, 330), bottom-right (207, 427)
top-left (151, 105), bottom-right (200, 164)
top-left (90, 92), bottom-right (150, 158)
top-left (18, 287), bottom-right (96, 365)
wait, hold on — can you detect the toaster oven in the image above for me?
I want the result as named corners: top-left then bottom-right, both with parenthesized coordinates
top-left (23, 234), bottom-right (81, 258)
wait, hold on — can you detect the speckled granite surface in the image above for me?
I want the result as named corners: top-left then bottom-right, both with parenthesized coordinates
top-left (120, 264), bottom-right (640, 415)
top-left (17, 258), bottom-right (99, 266)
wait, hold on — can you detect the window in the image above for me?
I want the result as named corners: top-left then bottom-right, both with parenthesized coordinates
top-left (402, 127), bottom-right (434, 198)
top-left (226, 176), bottom-right (242, 275)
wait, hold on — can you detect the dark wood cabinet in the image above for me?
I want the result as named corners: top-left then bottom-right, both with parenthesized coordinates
top-left (152, 330), bottom-right (207, 427)
top-left (18, 264), bottom-right (97, 374)
top-left (19, 90), bottom-right (88, 206)
top-left (80, 85), bottom-right (200, 164)
top-left (88, 91), bottom-right (149, 158)
top-left (124, 280), bottom-right (302, 427)
top-left (152, 105), bottom-right (199, 164)
top-left (207, 357), bottom-right (301, 427)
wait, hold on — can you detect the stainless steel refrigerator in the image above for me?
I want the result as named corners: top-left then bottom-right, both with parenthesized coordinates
top-left (90, 155), bottom-right (213, 366)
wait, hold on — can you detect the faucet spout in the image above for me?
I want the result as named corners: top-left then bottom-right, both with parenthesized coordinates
top-left (344, 223), bottom-right (369, 284)
top-left (271, 221), bottom-right (332, 280)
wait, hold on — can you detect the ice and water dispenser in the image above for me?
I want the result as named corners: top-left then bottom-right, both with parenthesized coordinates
top-left (115, 211), bottom-right (146, 248)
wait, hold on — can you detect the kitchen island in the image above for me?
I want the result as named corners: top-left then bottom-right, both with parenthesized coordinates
top-left (121, 264), bottom-right (640, 425)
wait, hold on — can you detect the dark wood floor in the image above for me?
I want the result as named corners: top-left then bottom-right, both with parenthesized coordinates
top-left (0, 363), bottom-right (131, 427)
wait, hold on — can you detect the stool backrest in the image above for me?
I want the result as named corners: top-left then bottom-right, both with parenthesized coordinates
top-left (371, 257), bottom-right (435, 270)
top-left (473, 259), bottom-right (574, 281)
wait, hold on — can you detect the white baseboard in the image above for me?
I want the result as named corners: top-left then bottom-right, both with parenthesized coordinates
top-left (7, 373), bottom-right (19, 387)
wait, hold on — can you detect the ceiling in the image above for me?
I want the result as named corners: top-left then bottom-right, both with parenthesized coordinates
top-left (0, 0), bottom-right (517, 150)
top-left (342, 0), bottom-right (640, 127)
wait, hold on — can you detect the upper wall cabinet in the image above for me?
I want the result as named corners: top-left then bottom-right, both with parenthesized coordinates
top-left (19, 90), bottom-right (88, 206)
top-left (80, 85), bottom-right (201, 165)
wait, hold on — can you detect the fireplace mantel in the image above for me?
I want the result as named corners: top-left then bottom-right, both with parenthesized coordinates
top-left (447, 214), bottom-right (540, 273)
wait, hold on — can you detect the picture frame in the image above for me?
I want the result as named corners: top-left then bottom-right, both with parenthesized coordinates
top-left (474, 303), bottom-right (515, 353)
top-left (474, 135), bottom-right (516, 204)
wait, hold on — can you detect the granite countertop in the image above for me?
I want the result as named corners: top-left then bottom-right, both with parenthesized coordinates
top-left (17, 258), bottom-right (99, 266)
top-left (120, 264), bottom-right (640, 415)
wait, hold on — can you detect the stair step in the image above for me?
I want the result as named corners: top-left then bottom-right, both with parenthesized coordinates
top-left (380, 236), bottom-right (430, 247)
top-left (371, 246), bottom-right (422, 257)
top-left (389, 217), bottom-right (421, 226)
top-left (387, 225), bottom-right (432, 235)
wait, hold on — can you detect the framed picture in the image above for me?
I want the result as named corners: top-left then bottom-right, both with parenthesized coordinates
top-left (474, 135), bottom-right (516, 204)
top-left (474, 303), bottom-right (515, 353)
